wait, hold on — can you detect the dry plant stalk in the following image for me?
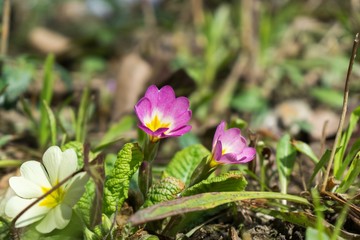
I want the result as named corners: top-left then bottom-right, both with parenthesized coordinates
top-left (1, 0), bottom-right (11, 56)
top-left (321, 33), bottom-right (360, 192)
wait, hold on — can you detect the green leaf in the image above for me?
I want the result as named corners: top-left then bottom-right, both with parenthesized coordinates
top-left (308, 150), bottom-right (331, 186)
top-left (276, 134), bottom-right (296, 195)
top-left (76, 88), bottom-right (90, 143)
top-left (74, 179), bottom-right (95, 227)
top-left (97, 115), bottom-right (135, 149)
top-left (163, 144), bottom-right (210, 186)
top-left (231, 88), bottom-right (267, 113)
top-left (310, 87), bottom-right (343, 108)
top-left (39, 54), bottom-right (55, 149)
top-left (337, 152), bottom-right (360, 193)
top-left (293, 140), bottom-right (319, 163)
top-left (42, 100), bottom-right (57, 146)
top-left (334, 106), bottom-right (360, 178)
top-left (336, 139), bottom-right (360, 180)
top-left (103, 143), bottom-right (143, 215)
top-left (306, 228), bottom-right (330, 240)
top-left (182, 171), bottom-right (247, 196)
top-left (0, 218), bottom-right (10, 240)
top-left (0, 57), bottom-right (34, 106)
top-left (129, 191), bottom-right (309, 225)
top-left (143, 177), bottom-right (185, 208)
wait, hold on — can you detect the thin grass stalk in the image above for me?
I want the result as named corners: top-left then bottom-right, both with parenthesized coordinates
top-left (322, 33), bottom-right (359, 192)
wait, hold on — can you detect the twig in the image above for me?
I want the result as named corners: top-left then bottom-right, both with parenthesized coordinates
top-left (321, 33), bottom-right (359, 192)
top-left (1, 0), bottom-right (11, 56)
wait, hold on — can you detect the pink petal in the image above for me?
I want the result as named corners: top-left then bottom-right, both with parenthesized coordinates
top-left (166, 125), bottom-right (192, 137)
top-left (212, 140), bottom-right (223, 162)
top-left (135, 98), bottom-right (152, 124)
top-left (138, 124), bottom-right (168, 136)
top-left (169, 110), bottom-right (192, 131)
top-left (236, 147), bottom-right (257, 163)
top-left (157, 85), bottom-right (176, 104)
top-left (144, 85), bottom-right (160, 106)
top-left (218, 153), bottom-right (239, 164)
top-left (164, 97), bottom-right (190, 117)
top-left (212, 121), bottom-right (226, 149)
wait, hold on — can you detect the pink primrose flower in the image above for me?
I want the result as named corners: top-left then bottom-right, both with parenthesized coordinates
top-left (211, 121), bottom-right (256, 165)
top-left (134, 85), bottom-right (192, 142)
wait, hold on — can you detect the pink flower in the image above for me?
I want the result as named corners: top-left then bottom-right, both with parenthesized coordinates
top-left (211, 121), bottom-right (256, 165)
top-left (135, 85), bottom-right (192, 142)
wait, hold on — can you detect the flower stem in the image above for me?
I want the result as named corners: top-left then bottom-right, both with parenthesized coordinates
top-left (138, 137), bottom-right (159, 197)
top-left (189, 155), bottom-right (216, 187)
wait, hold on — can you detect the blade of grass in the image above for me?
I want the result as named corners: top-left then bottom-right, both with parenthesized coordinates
top-left (75, 88), bottom-right (90, 143)
top-left (308, 150), bottom-right (331, 188)
top-left (322, 33), bottom-right (359, 192)
top-left (336, 139), bottom-right (360, 179)
top-left (334, 106), bottom-right (360, 179)
top-left (337, 152), bottom-right (360, 193)
top-left (312, 189), bottom-right (327, 240)
top-left (331, 204), bottom-right (350, 240)
top-left (0, 160), bottom-right (23, 168)
top-left (42, 100), bottom-right (57, 146)
top-left (39, 54), bottom-right (55, 149)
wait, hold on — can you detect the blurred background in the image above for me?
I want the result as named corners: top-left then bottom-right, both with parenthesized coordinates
top-left (1, 0), bottom-right (360, 161)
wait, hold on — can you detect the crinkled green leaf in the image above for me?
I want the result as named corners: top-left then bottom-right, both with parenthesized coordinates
top-left (103, 143), bottom-right (143, 215)
top-left (74, 179), bottom-right (95, 227)
top-left (182, 171), bottom-right (247, 196)
top-left (163, 144), bottom-right (210, 186)
top-left (143, 177), bottom-right (185, 208)
top-left (0, 218), bottom-right (10, 240)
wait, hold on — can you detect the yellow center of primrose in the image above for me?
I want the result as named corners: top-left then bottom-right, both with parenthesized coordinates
top-left (39, 185), bottom-right (65, 208)
top-left (145, 115), bottom-right (170, 142)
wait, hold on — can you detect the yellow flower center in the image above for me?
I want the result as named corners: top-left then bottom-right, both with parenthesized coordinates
top-left (39, 185), bottom-right (65, 208)
top-left (146, 115), bottom-right (170, 132)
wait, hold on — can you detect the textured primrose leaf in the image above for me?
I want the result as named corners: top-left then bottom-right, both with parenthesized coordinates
top-left (103, 143), bottom-right (143, 215)
top-left (74, 180), bottom-right (95, 227)
top-left (143, 176), bottom-right (185, 208)
top-left (181, 171), bottom-right (247, 197)
top-left (163, 144), bottom-right (210, 186)
top-left (0, 218), bottom-right (10, 240)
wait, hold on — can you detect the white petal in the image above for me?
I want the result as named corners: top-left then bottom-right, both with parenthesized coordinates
top-left (58, 148), bottom-right (78, 182)
top-left (9, 177), bottom-right (43, 198)
top-left (5, 196), bottom-right (49, 228)
top-left (63, 172), bottom-right (89, 206)
top-left (20, 161), bottom-right (51, 189)
top-left (43, 146), bottom-right (62, 185)
top-left (35, 204), bottom-right (71, 233)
